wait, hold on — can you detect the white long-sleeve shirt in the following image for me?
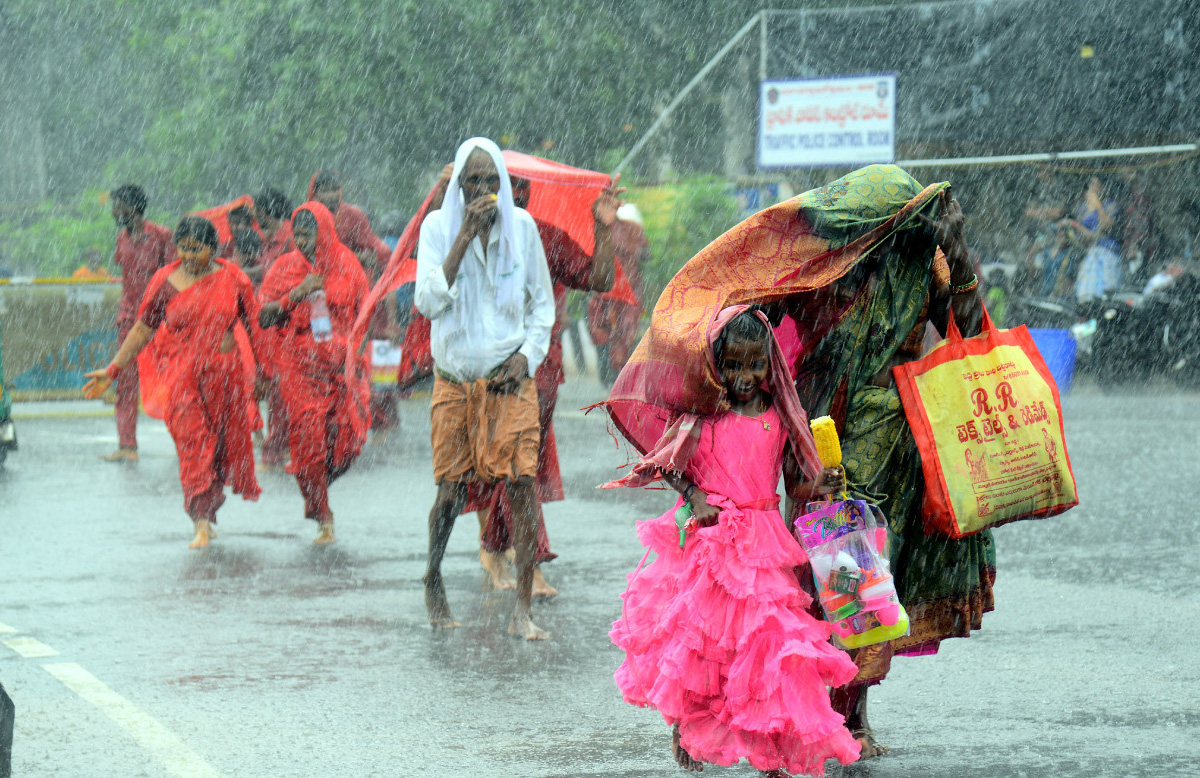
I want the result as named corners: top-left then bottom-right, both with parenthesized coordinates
top-left (415, 207), bottom-right (555, 382)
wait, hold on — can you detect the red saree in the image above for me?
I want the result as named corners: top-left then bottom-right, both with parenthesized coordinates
top-left (137, 260), bottom-right (264, 521)
top-left (260, 201), bottom-right (370, 521)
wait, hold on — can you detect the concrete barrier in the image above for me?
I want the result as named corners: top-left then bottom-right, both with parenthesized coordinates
top-left (0, 280), bottom-right (119, 400)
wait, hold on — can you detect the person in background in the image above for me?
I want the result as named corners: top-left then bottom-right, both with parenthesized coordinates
top-left (72, 248), bottom-right (114, 281)
top-left (308, 169), bottom-right (391, 273)
top-left (1029, 224), bottom-right (1075, 300)
top-left (252, 187), bottom-right (296, 469)
top-left (252, 188), bottom-right (296, 273)
top-left (309, 169), bottom-right (398, 431)
top-left (1068, 176), bottom-right (1122, 304)
top-left (588, 202), bottom-right (649, 385)
top-left (217, 204), bottom-right (256, 259)
top-left (104, 184), bottom-right (174, 463)
top-left (232, 230), bottom-right (264, 283)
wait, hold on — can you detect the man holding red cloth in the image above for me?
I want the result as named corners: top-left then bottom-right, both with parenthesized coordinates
top-left (588, 203), bottom-right (649, 385)
top-left (103, 184), bottom-right (173, 463)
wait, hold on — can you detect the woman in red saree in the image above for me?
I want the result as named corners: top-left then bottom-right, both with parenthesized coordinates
top-left (84, 216), bottom-right (267, 549)
top-left (258, 202), bottom-right (370, 544)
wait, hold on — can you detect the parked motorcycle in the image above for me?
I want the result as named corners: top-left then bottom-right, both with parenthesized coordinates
top-left (1079, 273), bottom-right (1200, 389)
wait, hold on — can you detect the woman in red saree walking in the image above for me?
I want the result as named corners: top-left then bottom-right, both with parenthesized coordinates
top-left (84, 216), bottom-right (267, 549)
top-left (258, 202), bottom-right (370, 544)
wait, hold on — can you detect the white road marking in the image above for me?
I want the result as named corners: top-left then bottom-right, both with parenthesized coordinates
top-left (2, 636), bottom-right (59, 658)
top-left (42, 663), bottom-right (224, 778)
top-left (0, 621), bottom-right (16, 634)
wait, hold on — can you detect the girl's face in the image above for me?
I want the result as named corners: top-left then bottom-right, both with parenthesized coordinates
top-left (177, 236), bottom-right (214, 273)
top-left (718, 336), bottom-right (769, 405)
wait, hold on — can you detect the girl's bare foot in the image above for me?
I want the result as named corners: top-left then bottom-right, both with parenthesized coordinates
top-left (189, 520), bottom-right (211, 549)
top-left (532, 565), bottom-right (558, 600)
top-left (313, 518), bottom-right (336, 544)
top-left (507, 615), bottom-right (549, 640)
top-left (672, 724), bottom-right (703, 771)
top-left (480, 549), bottom-right (516, 590)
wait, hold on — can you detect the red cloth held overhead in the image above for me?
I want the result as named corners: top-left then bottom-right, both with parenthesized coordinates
top-left (191, 195), bottom-right (261, 246)
top-left (260, 201), bottom-right (370, 521)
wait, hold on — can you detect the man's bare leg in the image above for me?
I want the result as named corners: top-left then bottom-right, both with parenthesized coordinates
top-left (477, 509), bottom-right (515, 590)
top-left (504, 476), bottom-right (548, 640)
top-left (425, 481), bottom-right (467, 629)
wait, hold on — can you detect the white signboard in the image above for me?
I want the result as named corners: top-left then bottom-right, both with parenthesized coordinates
top-left (758, 75), bottom-right (896, 169)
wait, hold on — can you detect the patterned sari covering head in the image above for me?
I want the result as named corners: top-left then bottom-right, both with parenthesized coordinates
top-left (603, 165), bottom-right (948, 460)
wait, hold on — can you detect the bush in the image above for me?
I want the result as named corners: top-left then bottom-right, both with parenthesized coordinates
top-left (628, 175), bottom-right (741, 311)
top-left (0, 190), bottom-right (165, 278)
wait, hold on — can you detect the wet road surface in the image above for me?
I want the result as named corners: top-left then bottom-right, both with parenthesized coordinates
top-left (1, 377), bottom-right (1198, 777)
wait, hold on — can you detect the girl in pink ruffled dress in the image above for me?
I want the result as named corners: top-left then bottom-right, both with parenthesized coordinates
top-left (604, 307), bottom-right (861, 777)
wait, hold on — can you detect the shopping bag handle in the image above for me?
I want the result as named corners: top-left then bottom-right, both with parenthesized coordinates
top-left (944, 303), bottom-right (994, 343)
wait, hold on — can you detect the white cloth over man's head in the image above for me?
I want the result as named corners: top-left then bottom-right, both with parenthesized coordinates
top-left (441, 137), bottom-right (521, 312)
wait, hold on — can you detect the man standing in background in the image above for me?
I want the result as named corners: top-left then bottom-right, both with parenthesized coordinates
top-left (103, 184), bottom-right (172, 463)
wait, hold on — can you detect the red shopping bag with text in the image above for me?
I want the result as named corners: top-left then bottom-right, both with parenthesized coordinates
top-left (893, 309), bottom-right (1077, 538)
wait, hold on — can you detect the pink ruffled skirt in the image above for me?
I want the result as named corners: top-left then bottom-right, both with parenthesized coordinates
top-left (611, 497), bottom-right (861, 776)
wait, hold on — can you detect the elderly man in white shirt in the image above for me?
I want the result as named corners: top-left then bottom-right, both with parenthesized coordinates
top-left (415, 137), bottom-right (555, 641)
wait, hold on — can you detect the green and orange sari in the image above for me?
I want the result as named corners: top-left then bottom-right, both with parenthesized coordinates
top-left (605, 164), bottom-right (995, 686)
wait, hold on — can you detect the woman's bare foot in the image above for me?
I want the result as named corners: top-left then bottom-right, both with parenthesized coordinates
top-left (532, 565), bottom-right (558, 600)
top-left (313, 519), bottom-right (336, 544)
top-left (836, 685), bottom-right (889, 760)
top-left (480, 549), bottom-right (516, 590)
top-left (672, 724), bottom-right (703, 772)
top-left (851, 728), bottom-right (889, 759)
top-left (101, 447), bottom-right (138, 463)
top-left (189, 520), bottom-right (211, 549)
top-left (507, 615), bottom-right (549, 640)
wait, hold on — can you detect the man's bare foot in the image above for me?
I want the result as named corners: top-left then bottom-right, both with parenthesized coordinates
top-left (507, 615), bottom-right (549, 640)
top-left (672, 724), bottom-right (703, 771)
top-left (101, 447), bottom-right (138, 463)
top-left (480, 549), bottom-right (516, 590)
top-left (532, 565), bottom-right (558, 600)
top-left (189, 520), bottom-right (211, 549)
top-left (313, 520), bottom-right (336, 544)
top-left (851, 728), bottom-right (889, 760)
top-left (424, 577), bottom-right (460, 629)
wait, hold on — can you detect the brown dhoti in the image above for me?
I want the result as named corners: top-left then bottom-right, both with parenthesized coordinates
top-left (430, 374), bottom-right (539, 484)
